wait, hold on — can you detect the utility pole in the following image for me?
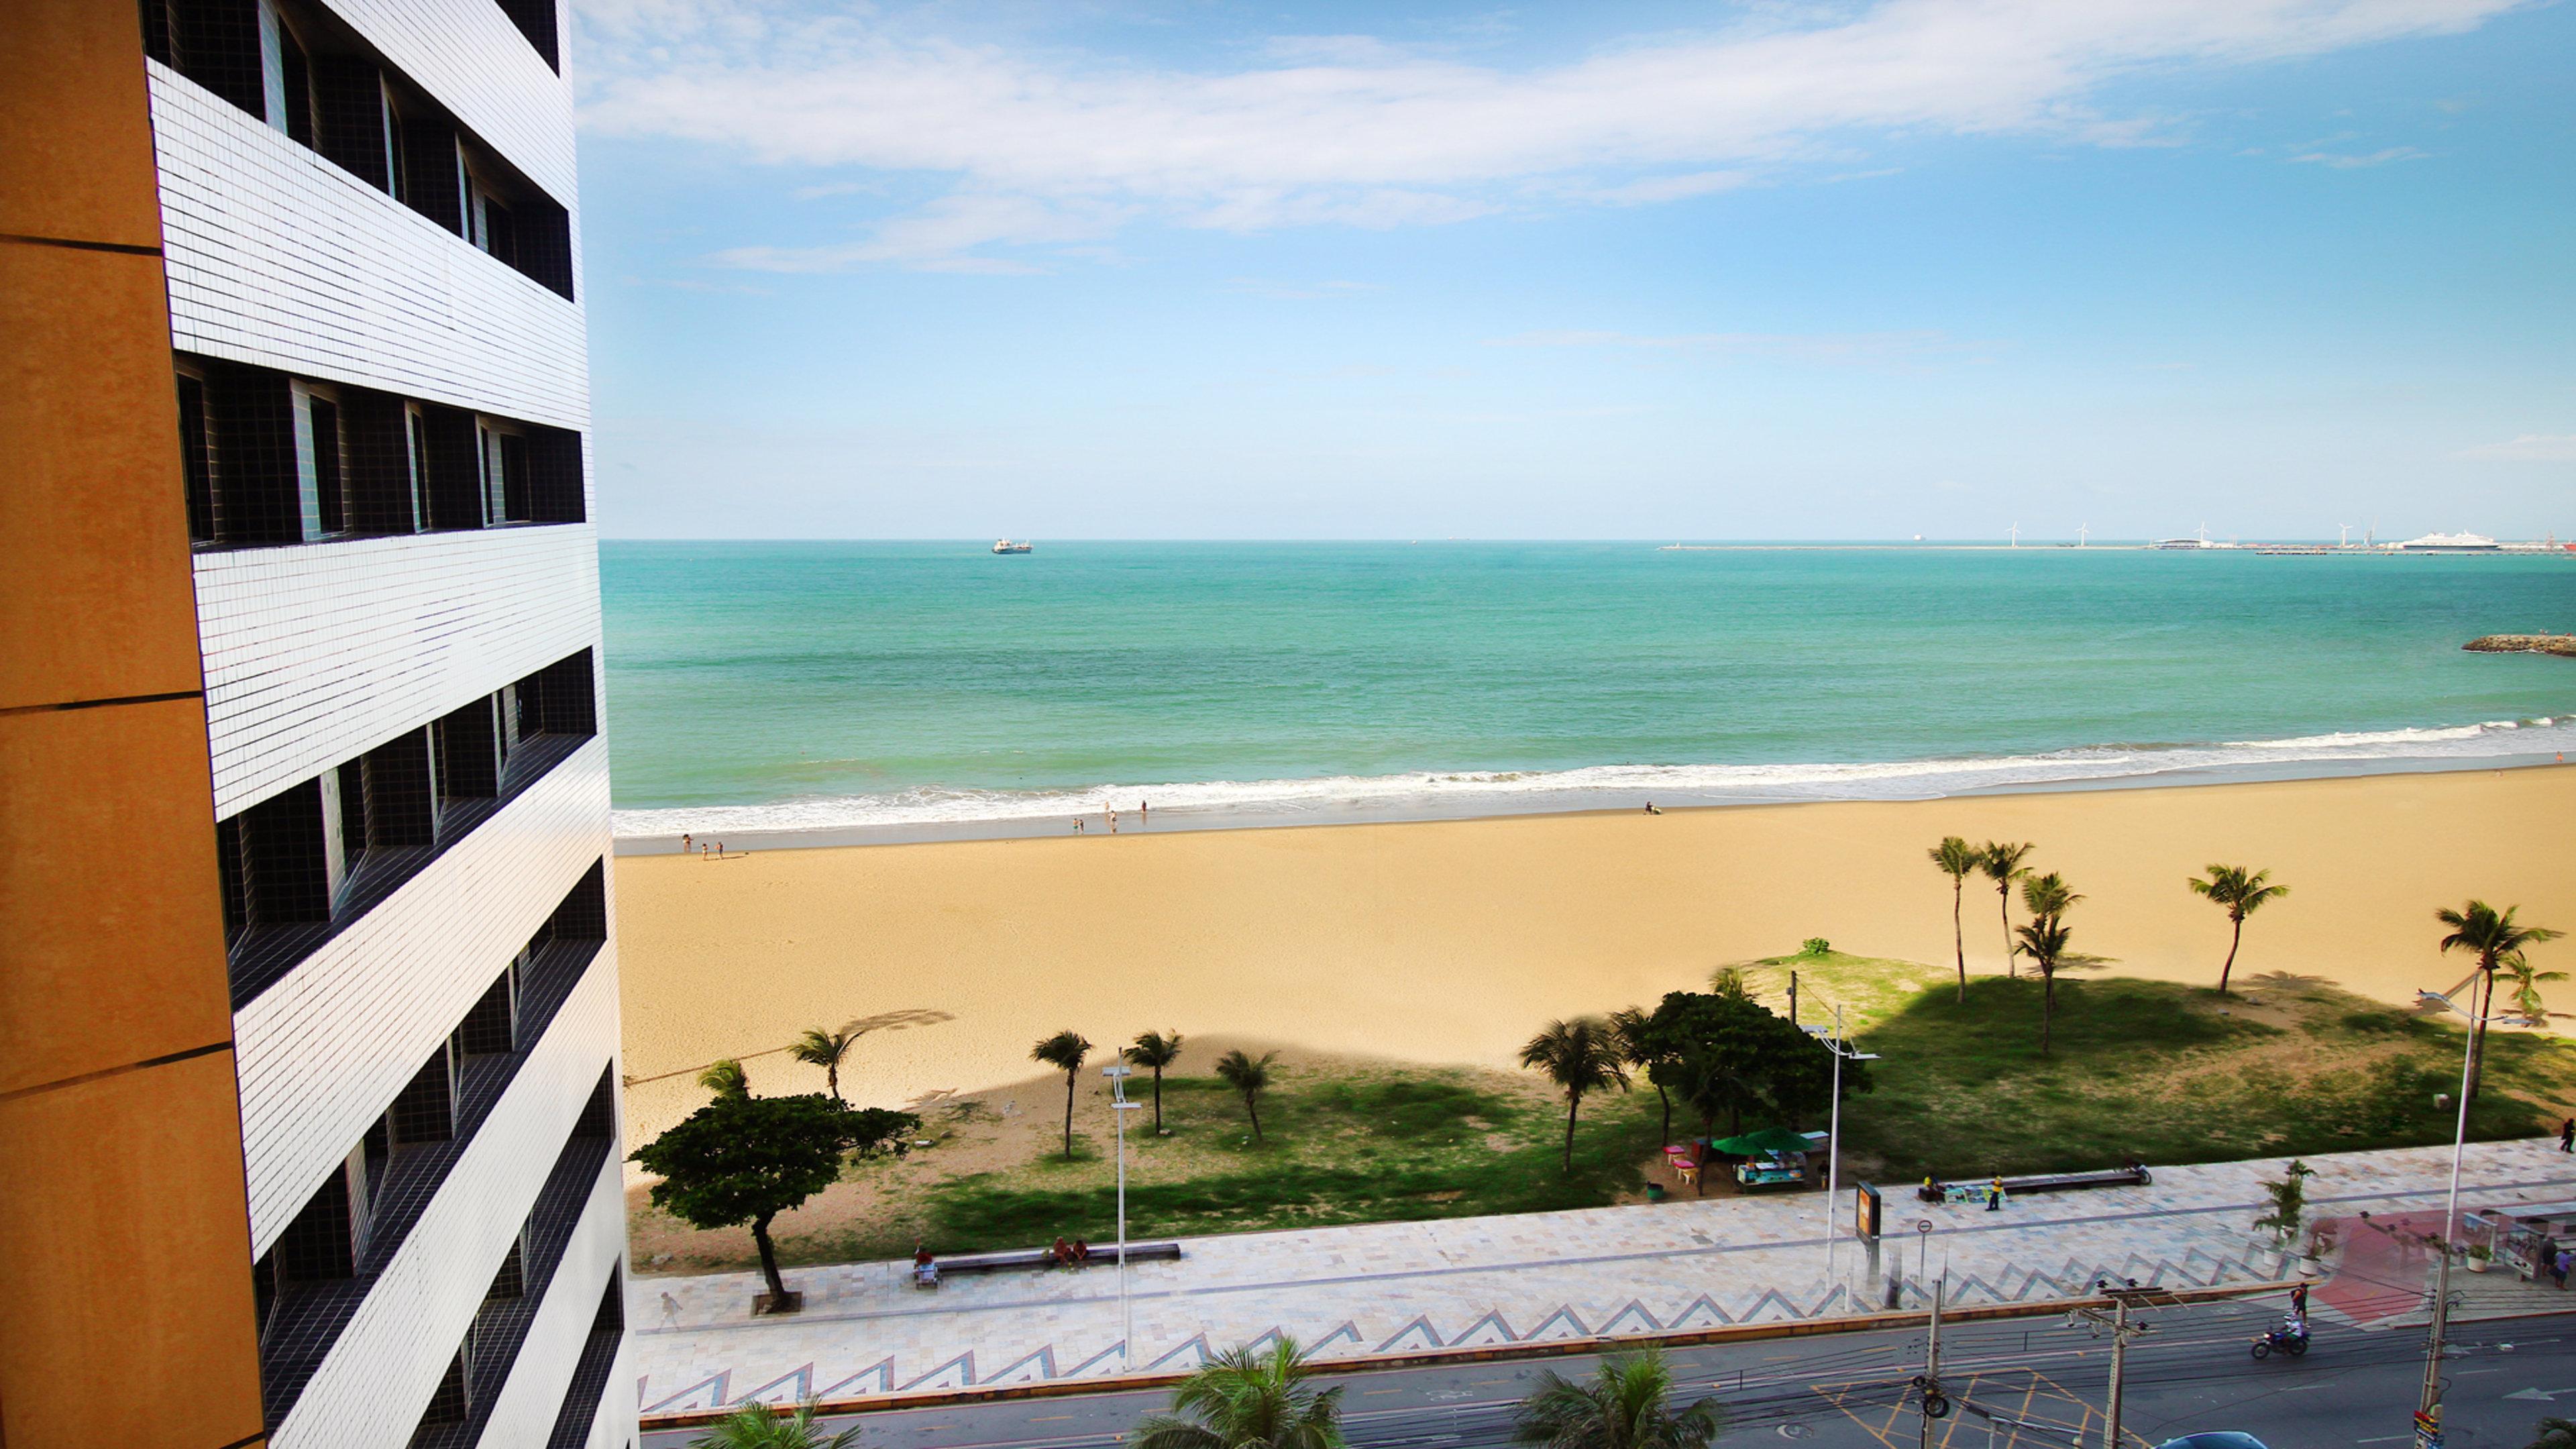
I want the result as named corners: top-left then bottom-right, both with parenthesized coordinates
top-left (2071, 1285), bottom-right (2173, 1449)
top-left (1805, 1004), bottom-right (1880, 1289)
top-left (1788, 970), bottom-right (1798, 1026)
top-left (1913, 1275), bottom-right (1948, 1446)
top-left (1103, 1063), bottom-right (1141, 1367)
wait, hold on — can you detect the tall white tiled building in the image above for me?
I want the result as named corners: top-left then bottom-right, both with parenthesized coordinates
top-left (0, 1), bottom-right (629, 1446)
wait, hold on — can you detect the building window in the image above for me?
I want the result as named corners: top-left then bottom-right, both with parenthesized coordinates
top-left (494, 0), bottom-right (559, 71)
top-left (388, 1044), bottom-right (457, 1146)
top-left (435, 697), bottom-right (502, 803)
top-left (411, 1348), bottom-right (471, 1443)
top-left (455, 967), bottom-right (518, 1057)
top-left (177, 371), bottom-right (216, 543)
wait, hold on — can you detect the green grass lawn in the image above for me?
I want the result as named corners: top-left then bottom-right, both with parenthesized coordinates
top-left (650, 953), bottom-right (2576, 1271)
top-left (909, 1070), bottom-right (1664, 1255)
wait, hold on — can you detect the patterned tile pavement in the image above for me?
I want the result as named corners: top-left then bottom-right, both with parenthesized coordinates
top-left (629, 1139), bottom-right (2576, 1412)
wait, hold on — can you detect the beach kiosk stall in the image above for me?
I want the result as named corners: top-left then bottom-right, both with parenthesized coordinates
top-left (2467, 1200), bottom-right (2576, 1281)
top-left (1710, 1128), bottom-right (1821, 1191)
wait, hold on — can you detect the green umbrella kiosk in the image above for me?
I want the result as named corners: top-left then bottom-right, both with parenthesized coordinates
top-left (1709, 1128), bottom-right (1818, 1191)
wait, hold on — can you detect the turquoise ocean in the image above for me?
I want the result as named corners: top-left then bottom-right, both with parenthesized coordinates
top-left (600, 541), bottom-right (2576, 843)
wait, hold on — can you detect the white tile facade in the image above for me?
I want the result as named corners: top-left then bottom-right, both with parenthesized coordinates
top-left (274, 959), bottom-right (619, 1449)
top-left (196, 526), bottom-right (601, 816)
top-left (237, 739), bottom-right (612, 1255)
top-left (151, 64), bottom-right (590, 429)
top-left (150, 0), bottom-right (630, 1441)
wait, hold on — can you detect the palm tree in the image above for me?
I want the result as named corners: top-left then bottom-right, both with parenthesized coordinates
top-left (698, 1058), bottom-right (750, 1100)
top-left (2529, 1417), bottom-right (2576, 1449)
top-left (2438, 901), bottom-right (2565, 1100)
top-left (1513, 1348), bottom-right (1723, 1449)
top-left (1125, 1029), bottom-right (1186, 1133)
top-left (2186, 864), bottom-right (2289, 996)
top-left (1133, 1338), bottom-right (1346, 1449)
top-left (1978, 841), bottom-right (2035, 977)
top-left (1929, 836), bottom-right (1978, 1001)
top-left (687, 1401), bottom-right (861, 1449)
top-left (1214, 1049), bottom-right (1278, 1142)
top-left (1030, 1029), bottom-right (1093, 1159)
top-left (1609, 1006), bottom-right (1671, 1148)
top-left (790, 1026), bottom-right (859, 1103)
top-left (2504, 953), bottom-right (2568, 1024)
top-left (2015, 871), bottom-right (2089, 1055)
top-left (1520, 1017), bottom-right (1632, 1175)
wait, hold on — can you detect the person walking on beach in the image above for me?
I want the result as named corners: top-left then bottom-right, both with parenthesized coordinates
top-left (682, 833), bottom-right (693, 855)
top-left (1140, 799), bottom-right (1148, 822)
top-left (1108, 809), bottom-right (1118, 834)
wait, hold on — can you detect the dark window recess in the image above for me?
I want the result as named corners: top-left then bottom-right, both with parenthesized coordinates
top-left (341, 390), bottom-right (423, 534)
top-left (389, 1046), bottom-right (457, 1146)
top-left (527, 427), bottom-right (584, 523)
top-left (457, 969), bottom-right (517, 1057)
top-left (486, 1238), bottom-right (527, 1301)
top-left (274, 17), bottom-right (315, 146)
top-left (421, 405), bottom-right (485, 529)
top-left (178, 373), bottom-right (217, 543)
top-left (436, 698), bottom-right (502, 802)
top-left (474, 189), bottom-right (517, 268)
top-left (411, 1348), bottom-right (472, 1444)
top-left (260, 914), bottom-right (612, 1432)
top-left (398, 117), bottom-right (469, 235)
top-left (234, 780), bottom-right (332, 929)
top-left (495, 0), bottom-right (559, 70)
top-left (500, 432), bottom-right (531, 522)
top-left (266, 1171), bottom-right (356, 1291)
top-left (202, 364), bottom-right (305, 545)
top-left (309, 55), bottom-right (391, 188)
top-left (227, 670), bottom-right (596, 1008)
top-left (149, 0), bottom-right (267, 119)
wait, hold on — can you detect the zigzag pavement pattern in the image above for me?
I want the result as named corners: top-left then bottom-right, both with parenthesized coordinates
top-left (631, 1139), bottom-right (2576, 1413)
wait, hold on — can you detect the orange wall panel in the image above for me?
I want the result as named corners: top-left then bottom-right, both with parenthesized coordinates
top-left (0, 0), bottom-right (167, 247)
top-left (0, 698), bottom-right (234, 1096)
top-left (0, 240), bottom-right (206, 712)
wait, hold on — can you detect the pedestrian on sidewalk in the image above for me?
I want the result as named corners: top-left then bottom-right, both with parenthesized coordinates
top-left (2559, 1117), bottom-right (2572, 1152)
top-left (2555, 1248), bottom-right (2571, 1290)
top-left (1986, 1174), bottom-right (2003, 1212)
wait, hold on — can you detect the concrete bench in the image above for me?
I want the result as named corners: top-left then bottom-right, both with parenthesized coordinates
top-left (929, 1242), bottom-right (1182, 1276)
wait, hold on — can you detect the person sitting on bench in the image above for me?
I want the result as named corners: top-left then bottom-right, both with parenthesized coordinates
top-left (912, 1244), bottom-right (939, 1288)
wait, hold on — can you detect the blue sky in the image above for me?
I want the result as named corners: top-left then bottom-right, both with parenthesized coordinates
top-left (570, 0), bottom-right (2575, 541)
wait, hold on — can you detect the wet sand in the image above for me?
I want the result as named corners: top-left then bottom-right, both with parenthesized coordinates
top-left (616, 765), bottom-right (2576, 1148)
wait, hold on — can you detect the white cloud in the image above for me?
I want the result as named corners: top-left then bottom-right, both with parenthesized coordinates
top-left (2289, 145), bottom-right (2431, 167)
top-left (578, 0), bottom-right (2517, 269)
top-left (2461, 434), bottom-right (2576, 462)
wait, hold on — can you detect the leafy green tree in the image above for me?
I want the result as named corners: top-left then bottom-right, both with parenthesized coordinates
top-left (1513, 1348), bottom-right (1723, 1449)
top-left (1134, 1338), bottom-right (1346, 1449)
top-left (1521, 1017), bottom-right (1632, 1174)
top-left (2186, 864), bottom-right (2290, 996)
top-left (1709, 966), bottom-right (1752, 1001)
top-left (1978, 841), bottom-right (2036, 976)
top-left (1644, 992), bottom-right (1773, 1140)
top-left (699, 1058), bottom-right (750, 1100)
top-left (631, 1093), bottom-right (917, 1311)
top-left (1928, 835), bottom-right (1980, 1002)
top-left (1214, 1049), bottom-right (1278, 1141)
top-left (687, 1401), bottom-right (861, 1448)
top-left (790, 1026), bottom-right (859, 1102)
top-left (1760, 1012), bottom-right (1870, 1130)
top-left (1608, 1006), bottom-right (1672, 1147)
top-left (1031, 1029), bottom-right (1093, 1159)
top-left (1124, 1029), bottom-right (1187, 1133)
top-left (2440, 901), bottom-right (2565, 1100)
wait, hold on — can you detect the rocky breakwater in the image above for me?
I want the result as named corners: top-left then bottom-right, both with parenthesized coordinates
top-left (2465, 634), bottom-right (2576, 657)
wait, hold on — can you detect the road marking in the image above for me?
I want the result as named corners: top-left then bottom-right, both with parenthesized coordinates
top-left (1028, 1415), bottom-right (1075, 1421)
top-left (1363, 1388), bottom-right (1403, 1395)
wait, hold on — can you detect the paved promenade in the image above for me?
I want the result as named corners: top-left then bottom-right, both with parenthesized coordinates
top-left (629, 1139), bottom-right (2576, 1413)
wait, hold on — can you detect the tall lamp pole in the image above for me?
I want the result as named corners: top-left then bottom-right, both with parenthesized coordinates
top-left (2412, 983), bottom-right (2522, 1448)
top-left (1805, 1003), bottom-right (1880, 1289)
top-left (1103, 1063), bottom-right (1141, 1368)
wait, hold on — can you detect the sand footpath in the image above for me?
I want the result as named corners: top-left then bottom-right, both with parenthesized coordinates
top-left (616, 766), bottom-right (2576, 1149)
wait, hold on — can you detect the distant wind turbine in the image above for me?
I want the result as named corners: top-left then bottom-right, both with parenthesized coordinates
top-left (2076, 523), bottom-right (2089, 549)
top-left (2338, 523), bottom-right (2353, 548)
top-left (2008, 523), bottom-right (2020, 549)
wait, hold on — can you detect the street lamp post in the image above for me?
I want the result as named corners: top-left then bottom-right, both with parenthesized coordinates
top-left (2411, 985), bottom-right (2526, 1448)
top-left (1805, 1003), bottom-right (1881, 1290)
top-left (1103, 1063), bottom-right (1142, 1368)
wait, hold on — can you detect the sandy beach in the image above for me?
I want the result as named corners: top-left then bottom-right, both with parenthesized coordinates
top-left (616, 765), bottom-right (2576, 1149)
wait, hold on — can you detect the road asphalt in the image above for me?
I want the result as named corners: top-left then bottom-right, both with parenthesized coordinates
top-left (641, 1301), bottom-right (2576, 1448)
